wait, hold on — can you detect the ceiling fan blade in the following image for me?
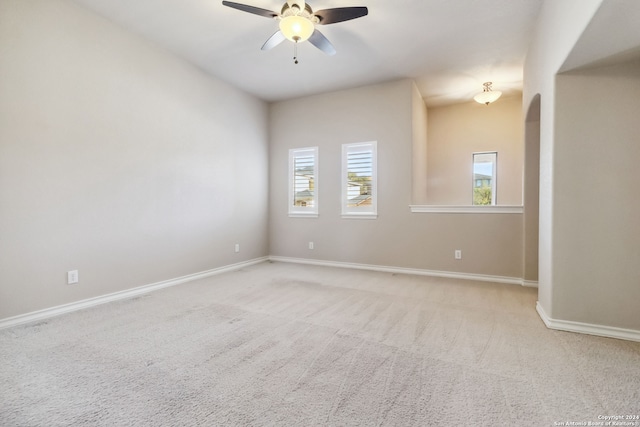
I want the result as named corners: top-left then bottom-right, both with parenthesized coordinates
top-left (262, 30), bottom-right (286, 50)
top-left (308, 29), bottom-right (336, 56)
top-left (314, 7), bottom-right (368, 25)
top-left (221, 1), bottom-right (278, 18)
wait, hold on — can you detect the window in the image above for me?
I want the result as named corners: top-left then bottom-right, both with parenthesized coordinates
top-left (473, 152), bottom-right (497, 205)
top-left (289, 147), bottom-right (318, 217)
top-left (342, 142), bottom-right (377, 218)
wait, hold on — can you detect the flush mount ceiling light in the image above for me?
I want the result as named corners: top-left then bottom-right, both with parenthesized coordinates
top-left (222, 0), bottom-right (368, 64)
top-left (474, 82), bottom-right (502, 105)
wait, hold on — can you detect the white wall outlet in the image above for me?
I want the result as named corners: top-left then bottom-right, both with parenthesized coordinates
top-left (234, 243), bottom-right (240, 253)
top-left (454, 250), bottom-right (462, 260)
top-left (308, 241), bottom-right (314, 250)
top-left (67, 270), bottom-right (79, 284)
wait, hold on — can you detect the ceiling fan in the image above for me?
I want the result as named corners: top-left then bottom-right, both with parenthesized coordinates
top-left (222, 0), bottom-right (368, 63)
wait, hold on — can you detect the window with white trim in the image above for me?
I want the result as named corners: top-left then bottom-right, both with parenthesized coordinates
top-left (289, 147), bottom-right (318, 217)
top-left (472, 151), bottom-right (497, 206)
top-left (342, 141), bottom-right (377, 218)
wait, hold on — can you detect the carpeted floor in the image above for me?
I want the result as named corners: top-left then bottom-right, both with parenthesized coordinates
top-left (1, 261), bottom-right (639, 426)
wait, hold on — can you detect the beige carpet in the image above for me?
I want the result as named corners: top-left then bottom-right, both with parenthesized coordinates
top-left (1, 261), bottom-right (639, 426)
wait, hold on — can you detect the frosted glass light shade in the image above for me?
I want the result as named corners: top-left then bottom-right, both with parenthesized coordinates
top-left (279, 15), bottom-right (314, 42)
top-left (474, 82), bottom-right (502, 105)
top-left (474, 90), bottom-right (502, 105)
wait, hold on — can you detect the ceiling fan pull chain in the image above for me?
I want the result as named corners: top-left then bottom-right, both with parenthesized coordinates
top-left (293, 40), bottom-right (299, 64)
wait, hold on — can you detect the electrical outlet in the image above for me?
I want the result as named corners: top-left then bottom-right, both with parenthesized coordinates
top-left (454, 250), bottom-right (462, 260)
top-left (67, 270), bottom-right (79, 285)
top-left (308, 241), bottom-right (314, 250)
top-left (234, 243), bottom-right (240, 253)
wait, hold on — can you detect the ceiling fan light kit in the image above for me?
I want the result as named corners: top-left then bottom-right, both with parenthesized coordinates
top-left (474, 82), bottom-right (502, 105)
top-left (279, 15), bottom-right (315, 42)
top-left (222, 0), bottom-right (368, 64)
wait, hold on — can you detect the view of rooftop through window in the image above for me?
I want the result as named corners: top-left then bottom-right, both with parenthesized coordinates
top-left (289, 147), bottom-right (318, 217)
top-left (346, 150), bottom-right (373, 208)
top-left (293, 154), bottom-right (315, 207)
top-left (342, 142), bottom-right (377, 217)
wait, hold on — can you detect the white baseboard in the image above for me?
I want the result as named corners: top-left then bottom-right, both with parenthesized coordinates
top-left (0, 257), bottom-right (268, 331)
top-left (269, 256), bottom-right (525, 286)
top-left (523, 280), bottom-right (539, 288)
top-left (536, 302), bottom-right (640, 343)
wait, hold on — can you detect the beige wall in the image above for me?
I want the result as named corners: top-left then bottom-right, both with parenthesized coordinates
top-left (411, 83), bottom-right (429, 205)
top-left (523, 0), bottom-right (603, 316)
top-left (525, 0), bottom-right (640, 333)
top-left (269, 80), bottom-right (523, 278)
top-left (553, 60), bottom-right (640, 330)
top-left (426, 96), bottom-right (524, 206)
top-left (0, 0), bottom-right (269, 319)
top-left (523, 96), bottom-right (540, 283)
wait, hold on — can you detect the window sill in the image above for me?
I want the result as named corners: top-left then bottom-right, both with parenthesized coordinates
top-left (409, 205), bottom-right (523, 214)
top-left (289, 213), bottom-right (319, 218)
top-left (341, 213), bottom-right (378, 220)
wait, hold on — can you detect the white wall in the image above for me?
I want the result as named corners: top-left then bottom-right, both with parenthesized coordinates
top-left (0, 0), bottom-right (269, 319)
top-left (269, 80), bottom-right (524, 278)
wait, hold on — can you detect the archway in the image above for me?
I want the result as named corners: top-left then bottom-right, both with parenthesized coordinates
top-left (523, 94), bottom-right (541, 285)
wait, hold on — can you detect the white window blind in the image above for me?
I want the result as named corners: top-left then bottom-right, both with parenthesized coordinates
top-left (289, 147), bottom-right (318, 217)
top-left (342, 142), bottom-right (377, 218)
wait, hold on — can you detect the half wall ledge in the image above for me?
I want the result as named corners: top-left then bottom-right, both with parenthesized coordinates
top-left (410, 205), bottom-right (523, 214)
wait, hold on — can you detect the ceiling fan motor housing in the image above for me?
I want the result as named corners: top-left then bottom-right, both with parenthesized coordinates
top-left (280, 2), bottom-right (318, 22)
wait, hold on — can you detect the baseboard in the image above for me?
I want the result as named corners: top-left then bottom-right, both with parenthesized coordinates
top-left (0, 255), bottom-right (536, 331)
top-left (269, 256), bottom-right (524, 285)
top-left (0, 257), bottom-right (268, 331)
top-left (536, 302), bottom-right (640, 343)
top-left (523, 280), bottom-right (539, 288)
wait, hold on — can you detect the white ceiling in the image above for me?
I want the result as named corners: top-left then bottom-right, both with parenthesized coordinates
top-left (70, 0), bottom-right (543, 106)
